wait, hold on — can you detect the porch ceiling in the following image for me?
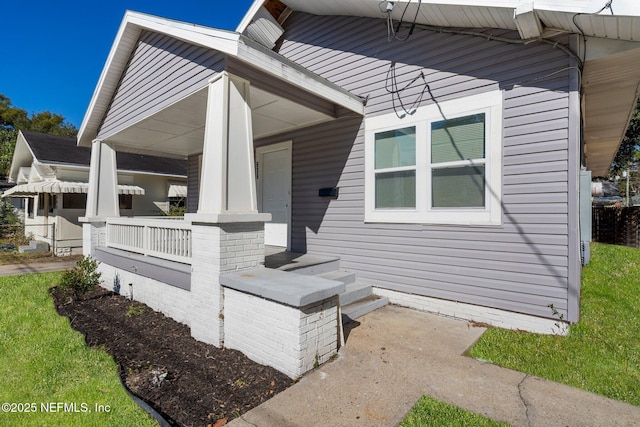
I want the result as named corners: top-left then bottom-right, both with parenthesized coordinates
top-left (583, 46), bottom-right (640, 177)
top-left (104, 85), bottom-right (333, 158)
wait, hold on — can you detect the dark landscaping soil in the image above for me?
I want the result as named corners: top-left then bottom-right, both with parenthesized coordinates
top-left (51, 286), bottom-right (294, 427)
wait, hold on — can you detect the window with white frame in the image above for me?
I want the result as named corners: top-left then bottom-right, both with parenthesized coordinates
top-left (365, 90), bottom-right (503, 225)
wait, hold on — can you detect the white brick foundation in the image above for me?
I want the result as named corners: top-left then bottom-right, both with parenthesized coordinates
top-left (83, 214), bottom-right (343, 378)
top-left (373, 288), bottom-right (569, 335)
top-left (223, 288), bottom-right (339, 379)
top-left (190, 221), bottom-right (265, 345)
top-left (98, 263), bottom-right (192, 326)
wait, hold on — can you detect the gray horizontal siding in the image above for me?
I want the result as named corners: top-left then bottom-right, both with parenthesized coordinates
top-left (187, 154), bottom-right (200, 214)
top-left (255, 12), bottom-right (577, 319)
top-left (98, 30), bottom-right (225, 139)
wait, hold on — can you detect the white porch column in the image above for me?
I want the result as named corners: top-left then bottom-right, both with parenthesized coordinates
top-left (85, 139), bottom-right (119, 218)
top-left (186, 71), bottom-right (270, 346)
top-left (81, 139), bottom-right (118, 258)
top-left (198, 71), bottom-right (257, 214)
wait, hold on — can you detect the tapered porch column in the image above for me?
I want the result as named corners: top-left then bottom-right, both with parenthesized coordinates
top-left (81, 138), bottom-right (119, 257)
top-left (85, 139), bottom-right (119, 218)
top-left (187, 71), bottom-right (270, 346)
top-left (198, 71), bottom-right (258, 215)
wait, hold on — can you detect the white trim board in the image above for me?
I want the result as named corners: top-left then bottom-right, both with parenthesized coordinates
top-left (373, 287), bottom-right (569, 336)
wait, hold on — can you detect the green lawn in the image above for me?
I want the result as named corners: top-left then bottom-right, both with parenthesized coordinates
top-left (0, 272), bottom-right (157, 426)
top-left (402, 243), bottom-right (640, 424)
top-left (468, 242), bottom-right (640, 406)
top-left (400, 396), bottom-right (509, 427)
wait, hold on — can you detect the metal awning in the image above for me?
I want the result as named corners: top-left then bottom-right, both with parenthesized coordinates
top-left (1, 181), bottom-right (145, 197)
top-left (167, 181), bottom-right (187, 198)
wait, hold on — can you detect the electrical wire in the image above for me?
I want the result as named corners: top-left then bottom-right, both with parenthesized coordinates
top-left (384, 62), bottom-right (428, 118)
top-left (385, 1), bottom-right (614, 66)
top-left (503, 66), bottom-right (583, 91)
top-left (410, 23), bottom-right (583, 69)
top-left (381, 1), bottom-right (597, 116)
top-left (386, 0), bottom-right (422, 42)
top-left (572, 0), bottom-right (615, 66)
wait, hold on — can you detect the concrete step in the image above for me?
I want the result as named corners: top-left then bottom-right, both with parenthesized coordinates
top-left (18, 240), bottom-right (50, 254)
top-left (341, 295), bottom-right (389, 323)
top-left (339, 282), bottom-right (372, 306)
top-left (318, 269), bottom-right (357, 286)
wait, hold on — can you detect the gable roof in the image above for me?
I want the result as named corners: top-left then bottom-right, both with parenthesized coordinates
top-left (22, 131), bottom-right (91, 166)
top-left (16, 130), bottom-right (187, 177)
top-left (77, 10), bottom-right (364, 148)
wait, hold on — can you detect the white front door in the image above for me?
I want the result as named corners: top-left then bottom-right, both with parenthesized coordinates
top-left (256, 141), bottom-right (292, 248)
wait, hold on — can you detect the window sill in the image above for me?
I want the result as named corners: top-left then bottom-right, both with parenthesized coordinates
top-left (364, 210), bottom-right (502, 226)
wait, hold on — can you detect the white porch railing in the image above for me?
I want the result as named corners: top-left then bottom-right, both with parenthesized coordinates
top-left (106, 217), bottom-right (192, 264)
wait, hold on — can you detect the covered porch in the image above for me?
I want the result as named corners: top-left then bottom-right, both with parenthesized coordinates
top-left (78, 11), bottom-right (364, 378)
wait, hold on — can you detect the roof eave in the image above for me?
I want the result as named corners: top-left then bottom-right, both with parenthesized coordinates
top-left (79, 10), bottom-right (364, 149)
top-left (236, 0), bottom-right (267, 33)
top-left (237, 35), bottom-right (364, 115)
top-left (8, 131), bottom-right (37, 182)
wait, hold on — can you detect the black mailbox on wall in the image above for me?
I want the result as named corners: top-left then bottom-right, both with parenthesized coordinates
top-left (318, 187), bottom-right (339, 198)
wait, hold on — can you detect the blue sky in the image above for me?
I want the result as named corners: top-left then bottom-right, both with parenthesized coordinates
top-left (2, 0), bottom-right (254, 128)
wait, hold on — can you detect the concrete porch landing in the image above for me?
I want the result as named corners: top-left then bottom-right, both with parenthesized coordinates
top-left (229, 305), bottom-right (640, 427)
top-left (264, 245), bottom-right (340, 274)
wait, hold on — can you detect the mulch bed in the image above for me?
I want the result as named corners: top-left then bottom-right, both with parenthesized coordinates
top-left (51, 286), bottom-right (294, 427)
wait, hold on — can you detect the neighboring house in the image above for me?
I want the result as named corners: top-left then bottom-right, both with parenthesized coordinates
top-left (77, 1), bottom-right (640, 378)
top-left (592, 180), bottom-right (623, 206)
top-left (3, 130), bottom-right (187, 255)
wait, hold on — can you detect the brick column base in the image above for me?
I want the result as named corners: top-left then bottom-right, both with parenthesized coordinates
top-left (188, 214), bottom-right (268, 345)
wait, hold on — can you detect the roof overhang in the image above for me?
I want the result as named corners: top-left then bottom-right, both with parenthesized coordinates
top-left (582, 44), bottom-right (640, 176)
top-left (239, 1), bottom-right (640, 176)
top-left (8, 131), bottom-right (36, 183)
top-left (78, 11), bottom-right (364, 148)
top-left (103, 79), bottom-right (343, 157)
top-left (239, 0), bottom-right (640, 41)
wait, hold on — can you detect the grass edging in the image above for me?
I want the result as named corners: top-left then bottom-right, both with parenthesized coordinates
top-left (400, 396), bottom-right (509, 427)
top-left (0, 272), bottom-right (157, 426)
top-left (467, 243), bottom-right (640, 407)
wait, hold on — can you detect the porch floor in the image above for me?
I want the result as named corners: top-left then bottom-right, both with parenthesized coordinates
top-left (264, 245), bottom-right (340, 273)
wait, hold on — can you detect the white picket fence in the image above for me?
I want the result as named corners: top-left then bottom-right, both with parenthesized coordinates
top-left (106, 217), bottom-right (192, 264)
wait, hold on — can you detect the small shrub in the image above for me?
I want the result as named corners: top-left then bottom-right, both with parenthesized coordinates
top-left (125, 303), bottom-right (145, 317)
top-left (60, 256), bottom-right (101, 299)
top-left (168, 204), bottom-right (186, 216)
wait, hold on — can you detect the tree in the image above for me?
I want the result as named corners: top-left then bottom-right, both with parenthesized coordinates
top-left (609, 98), bottom-right (640, 177)
top-left (0, 94), bottom-right (77, 178)
top-left (606, 99), bottom-right (640, 204)
top-left (0, 95), bottom-right (28, 131)
top-left (28, 111), bottom-right (77, 136)
top-left (0, 198), bottom-right (21, 239)
top-left (0, 129), bottom-right (18, 178)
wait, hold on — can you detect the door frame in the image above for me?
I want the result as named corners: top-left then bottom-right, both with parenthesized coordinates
top-left (256, 140), bottom-right (292, 250)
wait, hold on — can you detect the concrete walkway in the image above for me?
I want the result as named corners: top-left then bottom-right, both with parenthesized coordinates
top-left (230, 305), bottom-right (640, 427)
top-left (0, 260), bottom-right (77, 276)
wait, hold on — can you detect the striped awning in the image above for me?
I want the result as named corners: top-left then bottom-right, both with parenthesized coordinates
top-left (1, 181), bottom-right (145, 197)
top-left (167, 181), bottom-right (187, 198)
